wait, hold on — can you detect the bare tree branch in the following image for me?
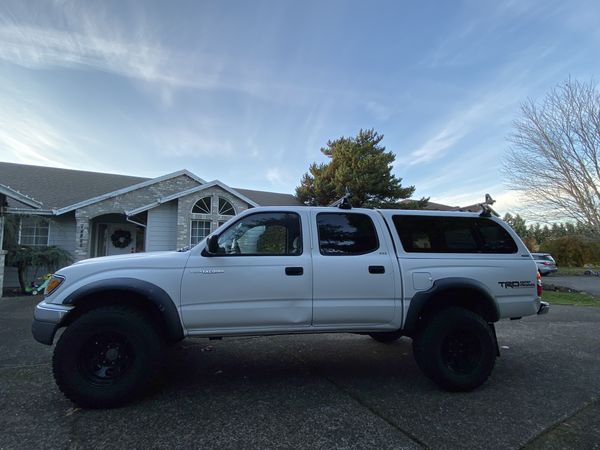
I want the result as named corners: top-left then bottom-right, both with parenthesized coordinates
top-left (502, 78), bottom-right (600, 232)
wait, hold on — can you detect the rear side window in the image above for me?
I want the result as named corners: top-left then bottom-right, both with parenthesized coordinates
top-left (392, 216), bottom-right (518, 254)
top-left (317, 213), bottom-right (379, 255)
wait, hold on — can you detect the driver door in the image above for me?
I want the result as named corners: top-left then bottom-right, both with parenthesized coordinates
top-left (180, 211), bottom-right (313, 332)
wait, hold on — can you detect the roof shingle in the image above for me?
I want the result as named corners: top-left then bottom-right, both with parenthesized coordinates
top-left (0, 162), bottom-right (302, 210)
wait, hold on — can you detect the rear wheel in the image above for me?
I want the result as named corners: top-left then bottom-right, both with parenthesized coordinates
top-left (53, 306), bottom-right (164, 408)
top-left (412, 307), bottom-right (496, 391)
top-left (369, 331), bottom-right (403, 343)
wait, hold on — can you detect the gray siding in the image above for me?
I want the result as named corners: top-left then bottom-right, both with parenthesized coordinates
top-left (48, 213), bottom-right (76, 255)
top-left (146, 201), bottom-right (178, 251)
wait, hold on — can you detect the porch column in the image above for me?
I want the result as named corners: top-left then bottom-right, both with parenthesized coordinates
top-left (0, 215), bottom-right (5, 297)
top-left (0, 250), bottom-right (5, 298)
top-left (0, 214), bottom-right (4, 248)
top-left (74, 214), bottom-right (91, 262)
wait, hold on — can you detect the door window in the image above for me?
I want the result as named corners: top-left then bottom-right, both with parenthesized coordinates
top-left (317, 213), bottom-right (379, 255)
top-left (216, 212), bottom-right (302, 256)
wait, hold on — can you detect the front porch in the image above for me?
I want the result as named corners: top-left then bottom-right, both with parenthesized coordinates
top-left (88, 213), bottom-right (146, 258)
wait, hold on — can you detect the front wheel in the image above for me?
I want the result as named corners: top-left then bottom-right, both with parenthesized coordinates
top-left (412, 307), bottom-right (496, 391)
top-left (53, 306), bottom-right (164, 408)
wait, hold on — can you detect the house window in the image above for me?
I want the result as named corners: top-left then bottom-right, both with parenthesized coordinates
top-left (191, 220), bottom-right (211, 245)
top-left (218, 198), bottom-right (235, 216)
top-left (190, 195), bottom-right (238, 246)
top-left (192, 197), bottom-right (212, 214)
top-left (19, 216), bottom-right (50, 246)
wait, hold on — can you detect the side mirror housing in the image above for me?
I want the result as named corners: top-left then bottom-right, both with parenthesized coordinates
top-left (206, 234), bottom-right (220, 255)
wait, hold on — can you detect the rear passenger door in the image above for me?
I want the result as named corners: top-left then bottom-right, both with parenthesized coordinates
top-left (311, 211), bottom-right (397, 327)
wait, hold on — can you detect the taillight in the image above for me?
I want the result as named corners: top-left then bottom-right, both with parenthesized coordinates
top-left (537, 271), bottom-right (543, 297)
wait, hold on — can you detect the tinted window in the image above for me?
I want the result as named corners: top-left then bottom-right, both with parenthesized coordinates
top-left (216, 212), bottom-right (302, 256)
top-left (392, 216), bottom-right (518, 254)
top-left (317, 213), bottom-right (378, 255)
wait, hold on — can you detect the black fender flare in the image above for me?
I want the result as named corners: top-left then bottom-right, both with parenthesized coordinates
top-left (63, 278), bottom-right (184, 342)
top-left (403, 277), bottom-right (499, 336)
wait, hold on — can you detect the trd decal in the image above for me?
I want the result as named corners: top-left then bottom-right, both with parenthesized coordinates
top-left (498, 281), bottom-right (535, 288)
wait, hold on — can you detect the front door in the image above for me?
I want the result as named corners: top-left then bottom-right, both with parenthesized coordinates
top-left (181, 211), bottom-right (313, 332)
top-left (105, 224), bottom-right (137, 256)
top-left (311, 211), bottom-right (397, 327)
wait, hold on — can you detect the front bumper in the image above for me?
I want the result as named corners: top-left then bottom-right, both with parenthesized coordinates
top-left (538, 301), bottom-right (550, 315)
top-left (32, 301), bottom-right (73, 345)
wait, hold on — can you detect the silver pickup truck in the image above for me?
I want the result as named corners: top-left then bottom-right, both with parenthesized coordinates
top-left (33, 204), bottom-right (548, 408)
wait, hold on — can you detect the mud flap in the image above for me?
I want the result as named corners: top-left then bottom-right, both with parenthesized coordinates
top-left (490, 323), bottom-right (500, 357)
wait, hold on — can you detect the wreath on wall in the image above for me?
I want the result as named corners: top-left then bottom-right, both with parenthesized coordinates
top-left (110, 229), bottom-right (132, 248)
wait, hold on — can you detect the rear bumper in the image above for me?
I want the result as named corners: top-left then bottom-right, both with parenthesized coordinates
top-left (537, 301), bottom-right (550, 315)
top-left (31, 301), bottom-right (73, 345)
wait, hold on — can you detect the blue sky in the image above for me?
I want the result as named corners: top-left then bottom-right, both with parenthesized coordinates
top-left (0, 0), bottom-right (599, 214)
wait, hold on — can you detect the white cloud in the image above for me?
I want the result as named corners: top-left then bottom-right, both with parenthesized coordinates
top-left (0, 24), bottom-right (221, 91)
top-left (153, 127), bottom-right (235, 159)
top-left (0, 85), bottom-right (107, 171)
top-left (401, 60), bottom-right (548, 167)
top-left (364, 101), bottom-right (394, 121)
top-left (407, 127), bottom-right (464, 165)
top-left (266, 167), bottom-right (284, 184)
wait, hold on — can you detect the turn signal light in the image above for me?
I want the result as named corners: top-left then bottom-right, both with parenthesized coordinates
top-left (44, 275), bottom-right (65, 296)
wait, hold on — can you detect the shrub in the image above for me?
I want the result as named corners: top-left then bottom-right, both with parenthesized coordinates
top-left (6, 245), bottom-right (73, 293)
top-left (539, 236), bottom-right (600, 267)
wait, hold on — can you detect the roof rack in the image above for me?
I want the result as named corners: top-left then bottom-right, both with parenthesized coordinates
top-left (479, 194), bottom-right (499, 217)
top-left (328, 189), bottom-right (352, 210)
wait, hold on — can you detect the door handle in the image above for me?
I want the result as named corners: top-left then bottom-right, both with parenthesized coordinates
top-left (285, 267), bottom-right (304, 276)
top-left (369, 265), bottom-right (385, 274)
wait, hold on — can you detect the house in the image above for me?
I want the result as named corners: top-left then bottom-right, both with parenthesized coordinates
top-left (0, 162), bottom-right (302, 292)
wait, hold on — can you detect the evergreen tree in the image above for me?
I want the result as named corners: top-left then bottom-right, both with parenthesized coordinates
top-left (296, 129), bottom-right (427, 208)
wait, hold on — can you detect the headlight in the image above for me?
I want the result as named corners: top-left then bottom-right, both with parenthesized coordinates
top-left (44, 275), bottom-right (65, 296)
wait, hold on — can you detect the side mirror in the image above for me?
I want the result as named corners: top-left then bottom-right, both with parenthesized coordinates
top-left (206, 234), bottom-right (220, 255)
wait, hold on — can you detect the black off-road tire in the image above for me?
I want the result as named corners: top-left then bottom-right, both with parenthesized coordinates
top-left (52, 305), bottom-right (164, 408)
top-left (412, 307), bottom-right (496, 392)
top-left (369, 331), bottom-right (403, 343)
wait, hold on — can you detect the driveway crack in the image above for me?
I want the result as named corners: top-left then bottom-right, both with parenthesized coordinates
top-left (279, 344), bottom-right (430, 449)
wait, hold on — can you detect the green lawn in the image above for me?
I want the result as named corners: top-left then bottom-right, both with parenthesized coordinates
top-left (542, 290), bottom-right (600, 306)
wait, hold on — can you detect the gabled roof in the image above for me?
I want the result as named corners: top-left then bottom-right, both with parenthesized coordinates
top-left (0, 162), bottom-right (149, 210)
top-left (234, 188), bottom-right (303, 207)
top-left (125, 180), bottom-right (260, 216)
top-left (0, 183), bottom-right (42, 208)
top-left (53, 169), bottom-right (205, 215)
top-left (0, 162), bottom-right (302, 213)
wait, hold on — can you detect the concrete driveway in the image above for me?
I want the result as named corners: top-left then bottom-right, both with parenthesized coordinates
top-left (545, 275), bottom-right (600, 296)
top-left (1, 296), bottom-right (599, 449)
